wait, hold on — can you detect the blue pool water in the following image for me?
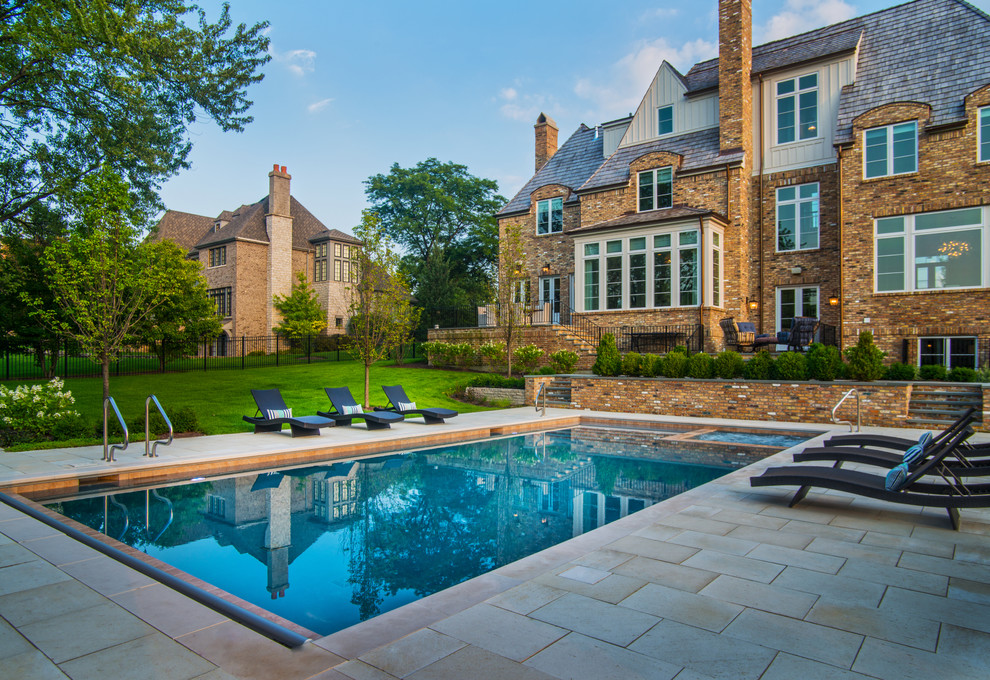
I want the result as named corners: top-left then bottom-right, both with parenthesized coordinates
top-left (694, 430), bottom-right (810, 448)
top-left (46, 426), bottom-right (809, 635)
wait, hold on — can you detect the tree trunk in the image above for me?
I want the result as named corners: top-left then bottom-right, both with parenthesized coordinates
top-left (363, 363), bottom-right (371, 409)
top-left (102, 358), bottom-right (110, 402)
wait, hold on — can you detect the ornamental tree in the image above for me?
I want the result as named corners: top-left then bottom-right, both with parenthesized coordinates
top-left (273, 272), bottom-right (328, 337)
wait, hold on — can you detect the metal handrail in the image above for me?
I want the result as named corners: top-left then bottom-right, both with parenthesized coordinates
top-left (831, 388), bottom-right (861, 432)
top-left (107, 495), bottom-right (129, 540)
top-left (103, 396), bottom-right (128, 462)
top-left (145, 394), bottom-right (174, 458)
top-left (146, 489), bottom-right (174, 544)
top-left (536, 382), bottom-right (547, 417)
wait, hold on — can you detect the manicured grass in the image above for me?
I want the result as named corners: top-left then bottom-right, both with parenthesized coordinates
top-left (4, 360), bottom-right (491, 447)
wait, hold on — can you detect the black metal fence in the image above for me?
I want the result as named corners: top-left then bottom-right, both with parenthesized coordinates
top-left (1, 334), bottom-right (419, 382)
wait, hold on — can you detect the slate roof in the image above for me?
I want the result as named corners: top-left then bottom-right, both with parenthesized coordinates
top-left (579, 128), bottom-right (742, 193)
top-left (148, 210), bottom-right (214, 253)
top-left (312, 228), bottom-right (362, 246)
top-left (568, 206), bottom-right (727, 236)
top-left (498, 124), bottom-right (604, 216)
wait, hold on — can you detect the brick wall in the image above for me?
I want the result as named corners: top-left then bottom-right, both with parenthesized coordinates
top-left (235, 241), bottom-right (269, 337)
top-left (465, 386), bottom-right (525, 406)
top-left (538, 375), bottom-right (988, 431)
top-left (429, 326), bottom-right (597, 369)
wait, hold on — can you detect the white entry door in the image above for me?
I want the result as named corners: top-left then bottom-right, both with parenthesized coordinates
top-left (540, 276), bottom-right (561, 324)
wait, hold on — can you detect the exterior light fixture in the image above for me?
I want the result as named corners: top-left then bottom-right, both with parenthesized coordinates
top-left (541, 263), bottom-right (551, 275)
top-left (828, 293), bottom-right (840, 306)
top-left (747, 297), bottom-right (759, 310)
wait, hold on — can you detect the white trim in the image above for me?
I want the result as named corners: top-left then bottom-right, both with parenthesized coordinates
top-left (775, 285), bottom-right (820, 334)
top-left (863, 121), bottom-right (917, 179)
top-left (979, 106), bottom-right (990, 163)
top-left (774, 71), bottom-right (820, 146)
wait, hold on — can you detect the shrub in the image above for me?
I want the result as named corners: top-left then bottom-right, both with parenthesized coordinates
top-left (947, 366), bottom-right (978, 383)
top-left (805, 343), bottom-right (843, 381)
top-left (512, 344), bottom-right (545, 374)
top-left (592, 333), bottom-right (621, 376)
top-left (547, 349), bottom-right (579, 374)
top-left (537, 366), bottom-right (556, 375)
top-left (661, 351), bottom-right (689, 378)
top-left (420, 341), bottom-right (448, 366)
top-left (883, 362), bottom-right (917, 381)
top-left (468, 375), bottom-right (525, 389)
top-left (844, 331), bottom-right (886, 381)
top-left (621, 352), bottom-right (642, 376)
top-left (919, 364), bottom-right (947, 381)
top-left (977, 363), bottom-right (990, 382)
top-left (713, 350), bottom-right (745, 379)
top-left (124, 405), bottom-right (201, 437)
top-left (686, 352), bottom-right (714, 379)
top-left (0, 378), bottom-right (82, 445)
top-left (478, 341), bottom-right (507, 370)
top-left (451, 342), bottom-right (477, 367)
top-left (743, 350), bottom-right (774, 380)
top-left (640, 353), bottom-right (661, 377)
top-left (774, 352), bottom-right (807, 380)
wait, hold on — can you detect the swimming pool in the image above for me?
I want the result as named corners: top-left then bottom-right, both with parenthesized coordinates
top-left (45, 425), bottom-right (813, 636)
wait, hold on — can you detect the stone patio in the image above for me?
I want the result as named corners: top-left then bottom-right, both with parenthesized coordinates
top-left (1, 408), bottom-right (988, 679)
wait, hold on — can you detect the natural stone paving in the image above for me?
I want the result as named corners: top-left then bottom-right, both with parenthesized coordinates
top-left (1, 408), bottom-right (989, 679)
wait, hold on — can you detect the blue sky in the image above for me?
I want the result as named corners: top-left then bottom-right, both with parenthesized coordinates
top-left (160, 0), bottom-right (990, 234)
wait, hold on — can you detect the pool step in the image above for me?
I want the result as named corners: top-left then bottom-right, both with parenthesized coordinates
top-left (907, 384), bottom-right (983, 427)
top-left (545, 378), bottom-right (572, 407)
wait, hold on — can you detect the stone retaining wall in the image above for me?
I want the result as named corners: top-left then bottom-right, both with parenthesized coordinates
top-left (465, 386), bottom-right (525, 406)
top-left (524, 375), bottom-right (989, 431)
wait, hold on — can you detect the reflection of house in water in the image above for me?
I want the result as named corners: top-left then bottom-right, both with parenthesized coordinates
top-left (312, 461), bottom-right (360, 524)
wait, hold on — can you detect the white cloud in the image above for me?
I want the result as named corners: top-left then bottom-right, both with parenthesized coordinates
top-left (500, 87), bottom-right (518, 101)
top-left (270, 48), bottom-right (317, 77)
top-left (757, 0), bottom-right (856, 43)
top-left (574, 38), bottom-right (716, 118)
top-left (496, 86), bottom-right (548, 122)
top-left (307, 98), bottom-right (334, 113)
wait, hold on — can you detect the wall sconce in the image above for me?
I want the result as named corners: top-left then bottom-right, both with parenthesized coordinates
top-left (828, 292), bottom-right (840, 306)
top-left (541, 263), bottom-right (551, 275)
top-left (747, 297), bottom-right (759, 310)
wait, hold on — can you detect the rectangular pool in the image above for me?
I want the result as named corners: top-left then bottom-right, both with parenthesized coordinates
top-left (44, 425), bottom-right (813, 636)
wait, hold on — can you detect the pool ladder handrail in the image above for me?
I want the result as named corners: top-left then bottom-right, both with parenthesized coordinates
top-left (145, 394), bottom-right (174, 457)
top-left (146, 489), bottom-right (174, 544)
top-left (831, 388), bottom-right (861, 432)
top-left (536, 382), bottom-right (547, 417)
top-left (103, 396), bottom-right (128, 462)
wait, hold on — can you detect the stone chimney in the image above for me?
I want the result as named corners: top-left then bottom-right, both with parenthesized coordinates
top-left (718, 0), bottom-right (753, 161)
top-left (534, 113), bottom-right (559, 173)
top-left (266, 164), bottom-right (293, 336)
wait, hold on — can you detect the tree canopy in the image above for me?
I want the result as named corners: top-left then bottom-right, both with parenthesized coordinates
top-left (0, 0), bottom-right (270, 232)
top-left (273, 272), bottom-right (328, 337)
top-left (364, 158), bottom-right (504, 317)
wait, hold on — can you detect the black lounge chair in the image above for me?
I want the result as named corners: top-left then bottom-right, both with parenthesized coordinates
top-left (750, 426), bottom-right (988, 529)
top-left (382, 385), bottom-right (458, 424)
top-left (243, 389), bottom-right (334, 437)
top-left (822, 407), bottom-right (978, 452)
top-left (318, 387), bottom-right (404, 430)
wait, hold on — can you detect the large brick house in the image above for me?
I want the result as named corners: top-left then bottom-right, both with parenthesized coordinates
top-left (498, 0), bottom-right (990, 369)
top-left (152, 165), bottom-right (362, 349)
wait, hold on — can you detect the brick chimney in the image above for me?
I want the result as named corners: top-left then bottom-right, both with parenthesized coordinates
top-left (266, 164), bottom-right (294, 336)
top-left (534, 113), bottom-right (559, 173)
top-left (718, 0), bottom-right (753, 161)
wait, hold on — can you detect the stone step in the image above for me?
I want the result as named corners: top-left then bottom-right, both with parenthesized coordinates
top-left (909, 398), bottom-right (982, 407)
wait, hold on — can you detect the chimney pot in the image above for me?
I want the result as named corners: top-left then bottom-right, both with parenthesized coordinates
top-left (273, 163), bottom-right (279, 172)
top-left (280, 165), bottom-right (287, 173)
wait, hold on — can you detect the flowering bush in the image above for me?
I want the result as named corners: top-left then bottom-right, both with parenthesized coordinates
top-left (0, 378), bottom-right (85, 445)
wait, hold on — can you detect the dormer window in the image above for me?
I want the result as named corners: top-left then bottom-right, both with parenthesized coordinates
top-left (638, 168), bottom-right (673, 212)
top-left (214, 221), bottom-right (221, 232)
top-left (657, 106), bottom-right (673, 136)
top-left (979, 107), bottom-right (990, 162)
top-left (776, 73), bottom-right (818, 144)
top-left (537, 198), bottom-right (563, 234)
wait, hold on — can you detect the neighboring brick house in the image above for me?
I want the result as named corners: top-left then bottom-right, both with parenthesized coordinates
top-left (152, 165), bottom-right (362, 350)
top-left (498, 0), bottom-right (990, 369)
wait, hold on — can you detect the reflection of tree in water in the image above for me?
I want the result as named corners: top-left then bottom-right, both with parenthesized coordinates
top-left (345, 446), bottom-right (572, 621)
top-left (47, 482), bottom-right (213, 551)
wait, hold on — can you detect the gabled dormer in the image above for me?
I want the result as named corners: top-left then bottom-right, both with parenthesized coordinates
top-left (618, 61), bottom-right (719, 150)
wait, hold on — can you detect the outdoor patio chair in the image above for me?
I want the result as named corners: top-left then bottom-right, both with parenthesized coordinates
top-left (750, 426), bottom-right (988, 530)
top-left (821, 407), bottom-right (979, 452)
top-left (382, 385), bottom-right (459, 424)
top-left (784, 316), bottom-right (818, 352)
top-left (318, 387), bottom-right (404, 430)
top-left (734, 320), bottom-right (776, 351)
top-left (243, 388), bottom-right (334, 437)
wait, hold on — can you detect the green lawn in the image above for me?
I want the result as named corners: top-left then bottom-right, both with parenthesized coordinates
top-left (4, 360), bottom-right (490, 447)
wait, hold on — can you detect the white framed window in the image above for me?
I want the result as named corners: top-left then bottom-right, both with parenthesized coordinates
top-left (979, 107), bottom-right (990, 163)
top-left (777, 286), bottom-right (818, 332)
top-left (776, 183), bottom-right (819, 251)
top-left (875, 207), bottom-right (985, 293)
top-left (537, 197), bottom-right (563, 234)
top-left (638, 167), bottom-right (673, 212)
top-left (512, 279), bottom-right (528, 305)
top-left (776, 73), bottom-right (818, 144)
top-left (575, 224), bottom-right (719, 311)
top-left (864, 121), bottom-right (917, 178)
top-left (657, 105), bottom-right (673, 136)
top-left (919, 337), bottom-right (977, 369)
top-left (208, 246), bottom-right (226, 268)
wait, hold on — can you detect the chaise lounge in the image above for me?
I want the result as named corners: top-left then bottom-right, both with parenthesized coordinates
top-left (318, 387), bottom-right (404, 430)
top-left (243, 388), bottom-right (335, 437)
top-left (750, 426), bottom-right (988, 529)
top-left (382, 385), bottom-right (458, 424)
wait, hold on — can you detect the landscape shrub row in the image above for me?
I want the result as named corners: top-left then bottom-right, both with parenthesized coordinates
top-left (592, 332), bottom-right (988, 383)
top-left (421, 341), bottom-right (578, 375)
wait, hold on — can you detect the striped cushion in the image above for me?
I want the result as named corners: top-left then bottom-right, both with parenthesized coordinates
top-left (397, 401), bottom-right (416, 411)
top-left (266, 408), bottom-right (292, 420)
top-left (885, 463), bottom-right (910, 491)
top-left (902, 443), bottom-right (926, 466)
top-left (918, 431), bottom-right (933, 449)
top-left (341, 403), bottom-right (363, 415)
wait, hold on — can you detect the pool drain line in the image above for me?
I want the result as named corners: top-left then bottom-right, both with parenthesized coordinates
top-left (0, 492), bottom-right (309, 648)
